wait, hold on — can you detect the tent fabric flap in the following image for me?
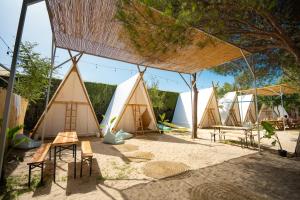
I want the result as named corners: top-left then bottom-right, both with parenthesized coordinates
top-left (100, 73), bottom-right (157, 134)
top-left (218, 92), bottom-right (241, 126)
top-left (238, 94), bottom-right (256, 124)
top-left (172, 87), bottom-right (221, 128)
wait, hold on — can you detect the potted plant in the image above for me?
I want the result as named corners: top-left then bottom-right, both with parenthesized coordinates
top-left (261, 121), bottom-right (287, 157)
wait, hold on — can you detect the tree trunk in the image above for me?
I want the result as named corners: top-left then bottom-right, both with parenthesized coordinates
top-left (191, 73), bottom-right (198, 139)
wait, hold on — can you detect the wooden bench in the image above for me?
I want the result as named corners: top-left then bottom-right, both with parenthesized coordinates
top-left (80, 141), bottom-right (93, 177)
top-left (210, 131), bottom-right (226, 142)
top-left (27, 143), bottom-right (51, 187)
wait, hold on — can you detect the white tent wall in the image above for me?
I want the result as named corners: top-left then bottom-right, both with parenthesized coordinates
top-left (273, 105), bottom-right (288, 117)
top-left (172, 92), bottom-right (192, 127)
top-left (172, 87), bottom-right (221, 128)
top-left (100, 74), bottom-right (138, 134)
top-left (33, 64), bottom-right (100, 138)
top-left (238, 94), bottom-right (256, 124)
top-left (100, 73), bottom-right (157, 134)
top-left (258, 104), bottom-right (278, 121)
top-left (219, 92), bottom-right (241, 126)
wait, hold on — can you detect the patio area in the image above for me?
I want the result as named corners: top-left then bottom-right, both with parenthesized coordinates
top-left (3, 130), bottom-right (300, 199)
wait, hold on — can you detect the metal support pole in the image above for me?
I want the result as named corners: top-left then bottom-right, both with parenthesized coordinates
top-left (0, 0), bottom-right (28, 180)
top-left (191, 73), bottom-right (198, 139)
top-left (41, 37), bottom-right (56, 142)
top-left (178, 73), bottom-right (191, 90)
top-left (280, 86), bottom-right (286, 130)
top-left (240, 49), bottom-right (261, 152)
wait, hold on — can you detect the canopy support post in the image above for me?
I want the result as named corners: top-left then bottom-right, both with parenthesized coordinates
top-left (280, 86), bottom-right (286, 131)
top-left (240, 49), bottom-right (261, 152)
top-left (41, 36), bottom-right (56, 143)
top-left (0, 0), bottom-right (28, 181)
top-left (191, 73), bottom-right (198, 139)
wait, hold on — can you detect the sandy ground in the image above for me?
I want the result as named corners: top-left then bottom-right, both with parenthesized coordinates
top-left (3, 129), bottom-right (300, 200)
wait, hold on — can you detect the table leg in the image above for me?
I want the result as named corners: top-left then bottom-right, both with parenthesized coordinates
top-left (74, 144), bottom-right (76, 179)
top-left (245, 131), bottom-right (248, 148)
top-left (53, 146), bottom-right (56, 182)
top-left (41, 162), bottom-right (44, 185)
top-left (90, 157), bottom-right (92, 176)
top-left (59, 146), bottom-right (62, 160)
top-left (49, 147), bottom-right (51, 161)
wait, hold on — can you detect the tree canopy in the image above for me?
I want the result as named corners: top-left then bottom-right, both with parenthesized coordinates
top-left (14, 42), bottom-right (52, 103)
top-left (116, 0), bottom-right (300, 87)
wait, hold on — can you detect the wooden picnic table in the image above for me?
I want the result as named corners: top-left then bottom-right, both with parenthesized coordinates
top-left (211, 125), bottom-right (254, 147)
top-left (52, 131), bottom-right (79, 182)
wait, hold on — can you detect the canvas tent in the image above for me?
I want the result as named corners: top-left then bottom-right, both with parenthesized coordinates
top-left (172, 87), bottom-right (221, 128)
top-left (33, 63), bottom-right (100, 138)
top-left (219, 92), bottom-right (241, 126)
top-left (238, 94), bottom-right (256, 124)
top-left (258, 104), bottom-right (288, 121)
top-left (100, 73), bottom-right (157, 135)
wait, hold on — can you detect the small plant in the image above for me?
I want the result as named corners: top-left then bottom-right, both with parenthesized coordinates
top-left (261, 121), bottom-right (287, 157)
top-left (0, 122), bottom-right (28, 185)
top-left (261, 121), bottom-right (283, 150)
top-left (158, 113), bottom-right (169, 123)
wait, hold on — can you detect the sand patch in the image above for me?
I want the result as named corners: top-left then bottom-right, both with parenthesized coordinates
top-left (113, 144), bottom-right (139, 152)
top-left (143, 161), bottom-right (190, 179)
top-left (190, 182), bottom-right (266, 200)
top-left (125, 151), bottom-right (155, 162)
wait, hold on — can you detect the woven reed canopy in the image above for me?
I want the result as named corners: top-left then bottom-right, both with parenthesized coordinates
top-left (0, 65), bottom-right (9, 77)
top-left (239, 84), bottom-right (299, 96)
top-left (46, 0), bottom-right (247, 73)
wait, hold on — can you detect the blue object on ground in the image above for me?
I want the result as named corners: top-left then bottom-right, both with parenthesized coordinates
top-left (14, 134), bottom-right (42, 149)
top-left (115, 129), bottom-right (133, 140)
top-left (103, 130), bottom-right (124, 145)
top-left (158, 123), bottom-right (172, 131)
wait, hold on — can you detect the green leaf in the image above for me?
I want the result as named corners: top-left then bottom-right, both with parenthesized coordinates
top-left (261, 121), bottom-right (275, 135)
top-left (110, 116), bottom-right (117, 125)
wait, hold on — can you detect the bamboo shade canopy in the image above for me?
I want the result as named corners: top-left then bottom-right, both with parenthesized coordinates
top-left (0, 66), bottom-right (9, 77)
top-left (46, 0), bottom-right (247, 74)
top-left (239, 84), bottom-right (299, 96)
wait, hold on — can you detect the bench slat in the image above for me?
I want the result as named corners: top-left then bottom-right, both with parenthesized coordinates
top-left (81, 141), bottom-right (93, 157)
top-left (28, 143), bottom-right (51, 164)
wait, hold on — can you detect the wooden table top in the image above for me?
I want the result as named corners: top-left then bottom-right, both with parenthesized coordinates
top-left (52, 131), bottom-right (79, 146)
top-left (212, 125), bottom-right (253, 131)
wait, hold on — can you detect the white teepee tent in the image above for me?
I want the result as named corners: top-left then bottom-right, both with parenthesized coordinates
top-left (33, 64), bottom-right (100, 138)
top-left (218, 91), bottom-right (241, 126)
top-left (238, 94), bottom-right (256, 124)
top-left (172, 87), bottom-right (221, 128)
top-left (100, 73), bottom-right (158, 135)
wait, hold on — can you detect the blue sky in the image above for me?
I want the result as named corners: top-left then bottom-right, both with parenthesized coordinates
top-left (0, 0), bottom-right (234, 93)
